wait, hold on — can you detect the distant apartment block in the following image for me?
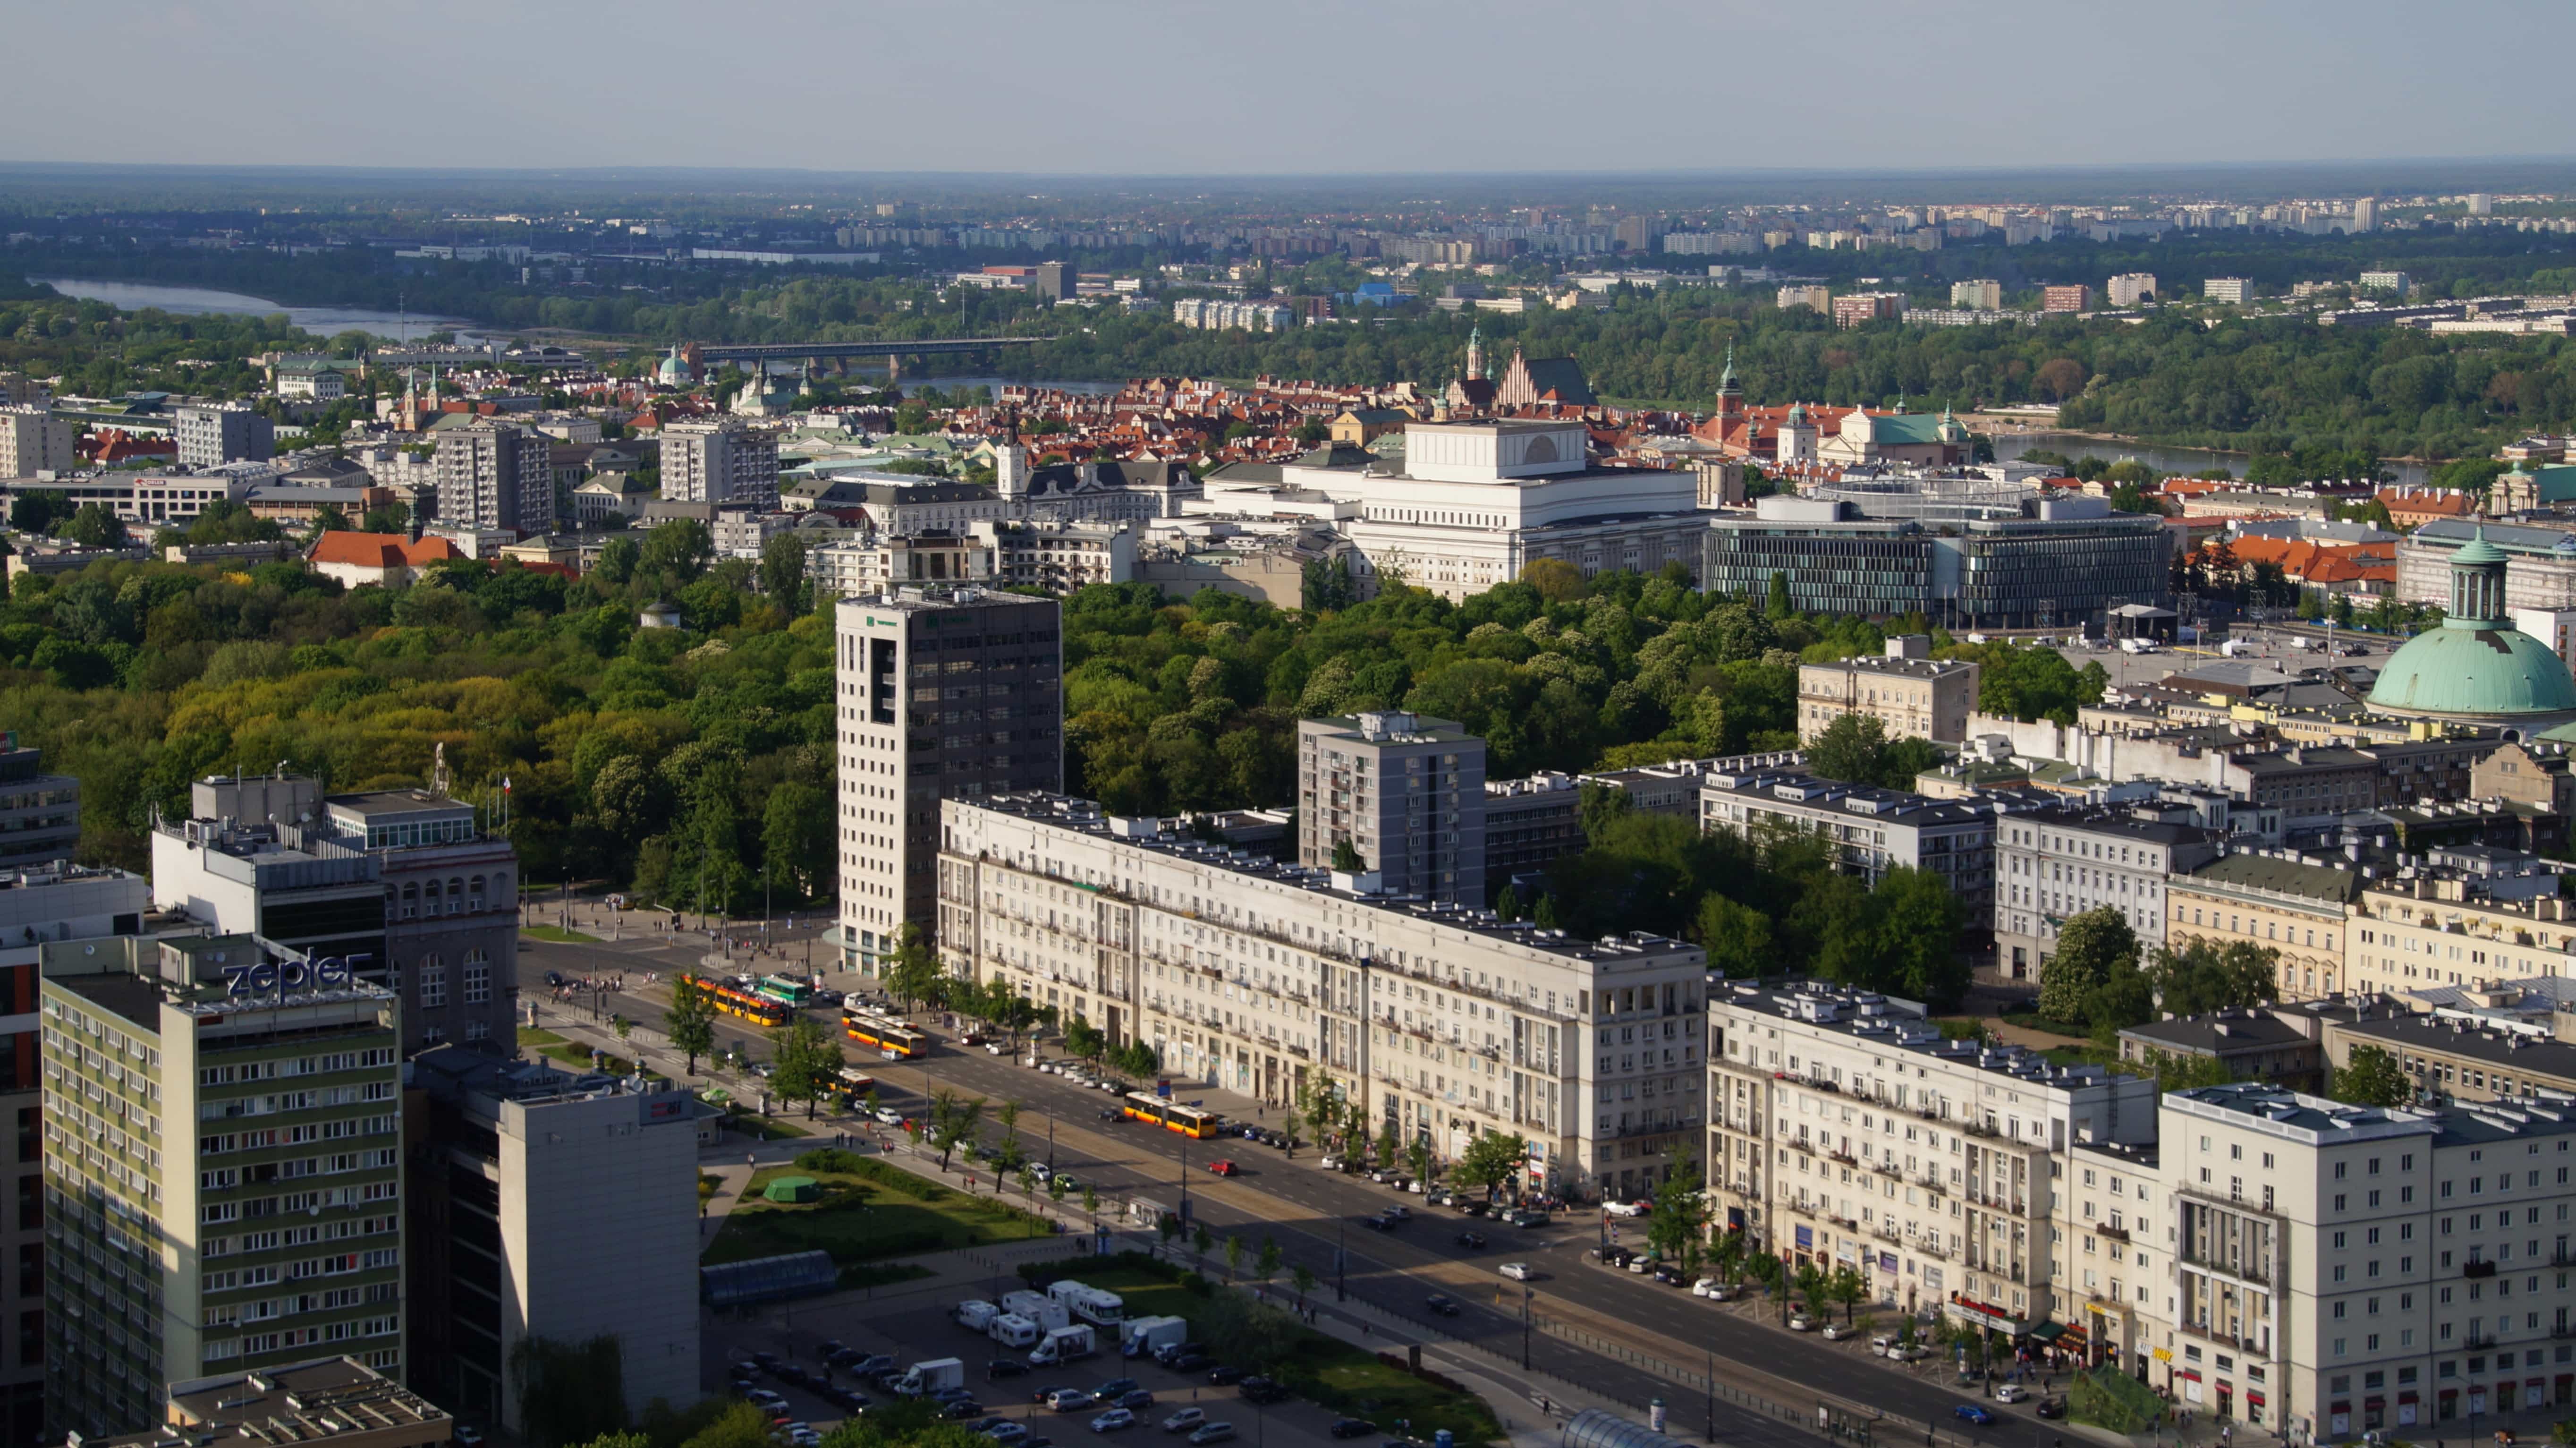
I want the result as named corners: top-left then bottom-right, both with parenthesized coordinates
top-left (2106, 273), bottom-right (2158, 307)
top-left (1831, 292), bottom-right (1905, 329)
top-left (1950, 279), bottom-right (2003, 310)
top-left (2359, 270), bottom-right (2412, 297)
top-left (2042, 284), bottom-right (2092, 313)
top-left (2203, 277), bottom-right (2254, 305)
top-left (1796, 643), bottom-right (1982, 744)
top-left (1171, 298), bottom-right (1295, 332)
top-left (0, 408), bottom-right (76, 477)
top-left (1776, 284), bottom-right (1830, 312)
top-left (1296, 711), bottom-right (1486, 905)
top-left (173, 405), bottom-right (274, 471)
top-left (659, 417), bottom-right (780, 509)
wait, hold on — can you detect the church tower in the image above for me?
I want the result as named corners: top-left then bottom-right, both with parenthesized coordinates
top-left (1777, 401), bottom-right (1817, 466)
top-left (1465, 325), bottom-right (1485, 382)
top-left (993, 409), bottom-right (1032, 507)
top-left (1716, 342), bottom-right (1743, 424)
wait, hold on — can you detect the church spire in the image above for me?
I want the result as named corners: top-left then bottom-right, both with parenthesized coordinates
top-left (1465, 325), bottom-right (1485, 382)
top-left (1718, 341), bottom-right (1739, 395)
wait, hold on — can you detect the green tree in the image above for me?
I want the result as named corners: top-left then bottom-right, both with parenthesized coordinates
top-left (1223, 1234), bottom-right (1246, 1279)
top-left (1826, 1263), bottom-right (1868, 1323)
top-left (1766, 571), bottom-right (1792, 619)
top-left (1644, 1152), bottom-right (1708, 1272)
top-left (885, 923), bottom-right (943, 1011)
top-left (769, 1015), bottom-right (840, 1120)
top-left (1453, 1131), bottom-right (1527, 1201)
top-left (508, 1334), bottom-right (629, 1448)
top-left (2332, 1045), bottom-right (2410, 1107)
top-left (1330, 838), bottom-right (1365, 872)
top-left (641, 518), bottom-right (713, 584)
top-left (758, 532), bottom-right (809, 611)
top-left (1064, 1014), bottom-right (1106, 1062)
top-left (759, 780), bottom-right (832, 900)
top-left (2039, 906), bottom-right (2138, 1026)
top-left (927, 1088), bottom-right (984, 1171)
top-left (1257, 1236), bottom-right (1283, 1285)
top-left (1692, 893), bottom-right (1773, 976)
top-left (664, 974), bottom-right (716, 1075)
top-left (59, 503), bottom-right (127, 548)
top-left (1494, 881), bottom-right (1523, 921)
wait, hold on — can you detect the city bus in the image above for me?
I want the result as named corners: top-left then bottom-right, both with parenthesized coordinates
top-left (1122, 1092), bottom-right (1223, 1139)
top-left (754, 975), bottom-right (817, 1008)
top-left (841, 1010), bottom-right (928, 1060)
top-left (694, 975), bottom-right (793, 1029)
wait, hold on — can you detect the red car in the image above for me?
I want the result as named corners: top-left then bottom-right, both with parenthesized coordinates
top-left (1206, 1160), bottom-right (1239, 1177)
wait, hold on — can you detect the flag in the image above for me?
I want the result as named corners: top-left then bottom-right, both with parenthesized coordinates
top-left (503, 776), bottom-right (513, 792)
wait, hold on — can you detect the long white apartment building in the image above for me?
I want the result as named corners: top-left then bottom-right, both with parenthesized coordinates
top-left (940, 793), bottom-right (1710, 1201)
top-left (1706, 980), bottom-right (2157, 1338)
top-left (2133, 1083), bottom-right (2576, 1444)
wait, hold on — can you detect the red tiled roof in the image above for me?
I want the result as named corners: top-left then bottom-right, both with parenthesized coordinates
top-left (308, 531), bottom-right (464, 569)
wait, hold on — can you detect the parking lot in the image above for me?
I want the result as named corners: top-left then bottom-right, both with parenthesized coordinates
top-left (714, 1295), bottom-right (1396, 1448)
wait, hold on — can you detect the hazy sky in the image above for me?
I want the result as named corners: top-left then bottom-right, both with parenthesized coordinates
top-left (13, 0), bottom-right (2576, 177)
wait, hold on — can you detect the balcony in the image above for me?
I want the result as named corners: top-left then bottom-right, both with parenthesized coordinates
top-left (2466, 1327), bottom-right (2494, 1348)
top-left (2464, 1260), bottom-right (2498, 1279)
top-left (1871, 1159), bottom-right (1904, 1179)
top-left (1828, 1151), bottom-right (1858, 1167)
top-left (2096, 1224), bottom-right (2130, 1244)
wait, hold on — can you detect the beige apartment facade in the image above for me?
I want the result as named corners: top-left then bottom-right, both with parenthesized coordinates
top-left (939, 793), bottom-right (1709, 1200)
top-left (2167, 854), bottom-right (2363, 1000)
top-left (1796, 652), bottom-right (1982, 744)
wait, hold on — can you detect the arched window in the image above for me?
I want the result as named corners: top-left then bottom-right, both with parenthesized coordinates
top-left (418, 954), bottom-right (448, 1009)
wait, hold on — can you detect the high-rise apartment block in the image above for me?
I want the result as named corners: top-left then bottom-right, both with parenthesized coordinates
top-left (433, 421), bottom-right (552, 536)
top-left (0, 740), bottom-right (80, 872)
top-left (406, 1048), bottom-right (702, 1431)
top-left (1296, 712), bottom-right (1486, 905)
top-left (658, 418), bottom-right (780, 509)
top-left (151, 773), bottom-right (520, 1053)
top-left (0, 409), bottom-right (77, 477)
top-left (939, 792), bottom-right (1710, 1198)
top-left (2205, 277), bottom-right (2254, 305)
top-left (42, 935), bottom-right (404, 1438)
top-left (2108, 273), bottom-right (2160, 307)
top-left (1831, 291), bottom-right (1906, 329)
top-left (1795, 643), bottom-right (1982, 745)
top-left (2043, 284), bottom-right (2092, 313)
top-left (1, 860), bottom-right (146, 1445)
top-left (2467, 193), bottom-right (2495, 216)
top-left (1951, 279), bottom-right (2003, 310)
top-left (2360, 270), bottom-right (2413, 297)
top-left (1032, 261), bottom-right (1073, 303)
top-left (2352, 196), bottom-right (2378, 232)
top-left (833, 588), bottom-right (1063, 970)
top-left (173, 406), bottom-right (275, 472)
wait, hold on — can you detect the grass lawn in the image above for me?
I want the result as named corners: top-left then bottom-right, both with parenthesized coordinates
top-left (1068, 1263), bottom-right (1503, 1445)
top-left (704, 1158), bottom-right (1050, 1273)
top-left (520, 924), bottom-right (603, 943)
top-left (2041, 1043), bottom-right (2122, 1071)
top-left (1999, 1011), bottom-right (2093, 1040)
top-left (518, 1026), bottom-right (568, 1049)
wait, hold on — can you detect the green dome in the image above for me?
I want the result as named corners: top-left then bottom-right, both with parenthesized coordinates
top-left (2454, 535), bottom-right (2509, 566)
top-left (2366, 619), bottom-right (2576, 720)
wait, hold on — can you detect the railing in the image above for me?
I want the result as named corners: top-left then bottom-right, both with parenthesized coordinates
top-left (2096, 1224), bottom-right (2130, 1243)
top-left (2464, 1260), bottom-right (2498, 1279)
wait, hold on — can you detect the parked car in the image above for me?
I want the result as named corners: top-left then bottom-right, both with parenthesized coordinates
top-left (1050, 1390), bottom-right (1098, 1413)
top-left (1187, 1426), bottom-right (1237, 1447)
top-left (987, 1426), bottom-right (1032, 1446)
top-left (1508, 1210), bottom-right (1549, 1228)
top-left (453, 1429), bottom-right (484, 1447)
top-left (1089, 1409), bottom-right (1138, 1433)
top-left (1206, 1366), bottom-right (1246, 1387)
top-left (1329, 1422), bottom-right (1377, 1440)
top-left (1819, 1322), bottom-right (1855, 1340)
top-left (1093, 1380), bottom-right (1139, 1401)
top-left (1238, 1379), bottom-right (1287, 1406)
top-left (1499, 1262), bottom-right (1534, 1281)
top-left (1952, 1406), bottom-right (1995, 1426)
top-left (942, 1401), bottom-right (987, 1421)
top-left (989, 1360), bottom-right (1031, 1380)
top-left (1993, 1385), bottom-right (2030, 1405)
top-left (1167, 1352), bottom-right (1212, 1373)
top-left (2035, 1398), bottom-right (2067, 1421)
top-left (1424, 1294), bottom-right (1460, 1317)
top-left (1117, 1391), bottom-right (1155, 1412)
top-left (1786, 1313), bottom-right (1814, 1332)
top-left (1692, 1278), bottom-right (1732, 1299)
top-left (1317, 1155), bottom-right (1344, 1171)
top-left (1602, 1200), bottom-right (1648, 1218)
top-left (1160, 1410), bottom-right (1206, 1434)
top-left (873, 1107), bottom-right (905, 1126)
top-left (1650, 1265), bottom-right (1684, 1286)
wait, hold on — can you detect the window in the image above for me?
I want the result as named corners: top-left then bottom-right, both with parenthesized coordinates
top-left (418, 956), bottom-right (448, 1010)
top-left (463, 950), bottom-right (491, 1006)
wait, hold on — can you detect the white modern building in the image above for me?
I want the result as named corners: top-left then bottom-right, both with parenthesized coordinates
top-left (2205, 278), bottom-right (2254, 305)
top-left (432, 420), bottom-right (552, 536)
top-left (1343, 421), bottom-right (1706, 603)
top-left (2108, 273), bottom-right (2160, 307)
top-left (0, 408), bottom-right (77, 477)
top-left (940, 792), bottom-right (1710, 1199)
top-left (407, 1048), bottom-right (703, 1432)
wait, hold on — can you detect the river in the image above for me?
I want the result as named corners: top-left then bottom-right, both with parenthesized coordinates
top-left (31, 277), bottom-right (479, 343)
top-left (1991, 430), bottom-right (2431, 488)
